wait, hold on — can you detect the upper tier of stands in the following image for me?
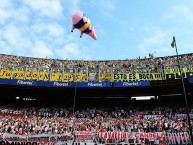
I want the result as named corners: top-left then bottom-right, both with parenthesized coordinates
top-left (0, 53), bottom-right (193, 82)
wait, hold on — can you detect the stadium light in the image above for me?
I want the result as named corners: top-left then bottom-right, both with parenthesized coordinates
top-left (171, 36), bottom-right (193, 145)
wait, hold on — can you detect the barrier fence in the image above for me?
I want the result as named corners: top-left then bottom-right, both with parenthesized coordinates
top-left (0, 66), bottom-right (193, 82)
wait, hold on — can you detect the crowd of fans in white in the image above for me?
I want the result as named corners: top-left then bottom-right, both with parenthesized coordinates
top-left (0, 104), bottom-right (193, 135)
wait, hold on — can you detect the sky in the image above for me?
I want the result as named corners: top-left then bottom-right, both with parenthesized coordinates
top-left (0, 0), bottom-right (193, 60)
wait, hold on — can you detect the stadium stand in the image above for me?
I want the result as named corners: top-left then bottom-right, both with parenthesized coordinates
top-left (0, 53), bottom-right (193, 82)
top-left (0, 53), bottom-right (193, 145)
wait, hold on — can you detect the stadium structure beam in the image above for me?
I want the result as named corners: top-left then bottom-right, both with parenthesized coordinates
top-left (171, 36), bottom-right (193, 145)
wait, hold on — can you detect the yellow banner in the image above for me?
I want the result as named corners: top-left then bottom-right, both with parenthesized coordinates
top-left (164, 67), bottom-right (193, 79)
top-left (51, 72), bottom-right (63, 82)
top-left (1, 67), bottom-right (193, 82)
top-left (63, 73), bottom-right (74, 82)
top-left (50, 73), bottom-right (87, 82)
top-left (165, 72), bottom-right (193, 79)
top-left (113, 73), bottom-right (163, 81)
top-left (25, 71), bottom-right (38, 80)
top-left (164, 67), bottom-right (193, 74)
top-left (75, 73), bottom-right (87, 82)
top-left (12, 70), bottom-right (25, 80)
top-left (0, 70), bottom-right (12, 79)
top-left (38, 72), bottom-right (49, 81)
top-left (100, 73), bottom-right (111, 81)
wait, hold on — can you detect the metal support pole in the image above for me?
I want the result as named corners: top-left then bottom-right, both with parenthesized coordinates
top-left (171, 36), bottom-right (193, 145)
top-left (73, 67), bottom-right (77, 116)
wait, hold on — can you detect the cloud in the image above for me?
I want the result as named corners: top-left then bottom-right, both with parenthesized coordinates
top-left (69, 0), bottom-right (81, 14)
top-left (0, 0), bottom-right (32, 25)
top-left (138, 30), bottom-right (173, 55)
top-left (30, 41), bottom-right (53, 58)
top-left (47, 23), bottom-right (65, 38)
top-left (0, 1), bottom-right (95, 60)
top-left (139, 31), bottom-right (165, 51)
top-left (95, 0), bottom-right (117, 11)
top-left (22, 0), bottom-right (63, 18)
top-left (12, 6), bottom-right (31, 23)
top-left (91, 0), bottom-right (118, 18)
top-left (0, 0), bottom-right (11, 8)
top-left (31, 22), bottom-right (65, 39)
top-left (2, 24), bottom-right (31, 48)
top-left (0, 40), bottom-right (12, 55)
top-left (2, 25), bottom-right (22, 46)
top-left (164, 5), bottom-right (193, 23)
top-left (0, 0), bottom-right (13, 24)
top-left (55, 43), bottom-right (92, 60)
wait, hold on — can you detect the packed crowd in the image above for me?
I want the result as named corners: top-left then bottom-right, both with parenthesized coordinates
top-left (0, 53), bottom-right (193, 75)
top-left (0, 104), bottom-right (193, 136)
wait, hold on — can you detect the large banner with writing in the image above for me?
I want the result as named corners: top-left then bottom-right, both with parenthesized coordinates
top-left (0, 132), bottom-right (192, 145)
top-left (164, 67), bottom-right (193, 80)
top-left (174, 114), bottom-right (193, 118)
top-left (166, 132), bottom-right (191, 145)
top-left (0, 70), bottom-right (87, 82)
top-left (113, 73), bottom-right (162, 81)
top-left (1, 133), bottom-right (72, 145)
top-left (143, 115), bottom-right (164, 120)
top-left (97, 132), bottom-right (191, 145)
top-left (74, 131), bottom-right (94, 142)
top-left (97, 132), bottom-right (165, 140)
top-left (1, 67), bottom-right (193, 82)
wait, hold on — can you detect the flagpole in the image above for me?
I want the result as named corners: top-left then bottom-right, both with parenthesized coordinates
top-left (171, 36), bottom-right (193, 145)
